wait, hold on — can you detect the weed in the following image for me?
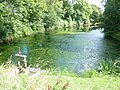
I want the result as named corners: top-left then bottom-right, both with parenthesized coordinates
top-left (97, 58), bottom-right (120, 74)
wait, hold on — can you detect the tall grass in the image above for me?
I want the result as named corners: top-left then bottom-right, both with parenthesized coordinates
top-left (97, 58), bottom-right (120, 75)
top-left (0, 64), bottom-right (120, 90)
top-left (0, 59), bottom-right (120, 90)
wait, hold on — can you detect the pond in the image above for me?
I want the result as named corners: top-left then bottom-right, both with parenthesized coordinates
top-left (0, 27), bottom-right (120, 74)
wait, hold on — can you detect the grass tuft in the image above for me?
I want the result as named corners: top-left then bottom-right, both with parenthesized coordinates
top-left (97, 58), bottom-right (120, 75)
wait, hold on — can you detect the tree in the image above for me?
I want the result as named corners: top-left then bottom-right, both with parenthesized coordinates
top-left (90, 5), bottom-right (103, 25)
top-left (73, 0), bottom-right (92, 26)
top-left (0, 16), bottom-right (7, 41)
top-left (104, 0), bottom-right (120, 34)
top-left (43, 0), bottom-right (59, 30)
top-left (0, 0), bottom-right (98, 42)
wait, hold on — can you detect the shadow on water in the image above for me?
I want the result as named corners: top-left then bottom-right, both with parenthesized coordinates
top-left (0, 27), bottom-right (120, 74)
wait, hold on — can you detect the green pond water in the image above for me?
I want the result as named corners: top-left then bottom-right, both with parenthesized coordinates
top-left (0, 27), bottom-right (120, 74)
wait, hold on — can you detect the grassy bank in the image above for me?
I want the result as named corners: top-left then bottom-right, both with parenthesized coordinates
top-left (0, 65), bottom-right (120, 90)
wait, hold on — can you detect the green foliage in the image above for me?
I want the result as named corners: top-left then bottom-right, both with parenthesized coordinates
top-left (73, 0), bottom-right (93, 25)
top-left (0, 16), bottom-right (7, 41)
top-left (90, 5), bottom-right (103, 25)
top-left (0, 0), bottom-right (103, 42)
top-left (43, 10), bottom-right (58, 30)
top-left (0, 0), bottom-right (45, 40)
top-left (104, 0), bottom-right (120, 34)
top-left (98, 58), bottom-right (120, 75)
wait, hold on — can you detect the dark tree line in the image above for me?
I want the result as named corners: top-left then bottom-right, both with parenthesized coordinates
top-left (104, 0), bottom-right (120, 34)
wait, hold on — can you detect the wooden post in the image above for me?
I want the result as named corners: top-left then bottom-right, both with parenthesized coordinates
top-left (15, 54), bottom-right (27, 68)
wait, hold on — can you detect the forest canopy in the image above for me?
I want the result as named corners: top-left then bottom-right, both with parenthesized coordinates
top-left (0, 0), bottom-right (102, 42)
